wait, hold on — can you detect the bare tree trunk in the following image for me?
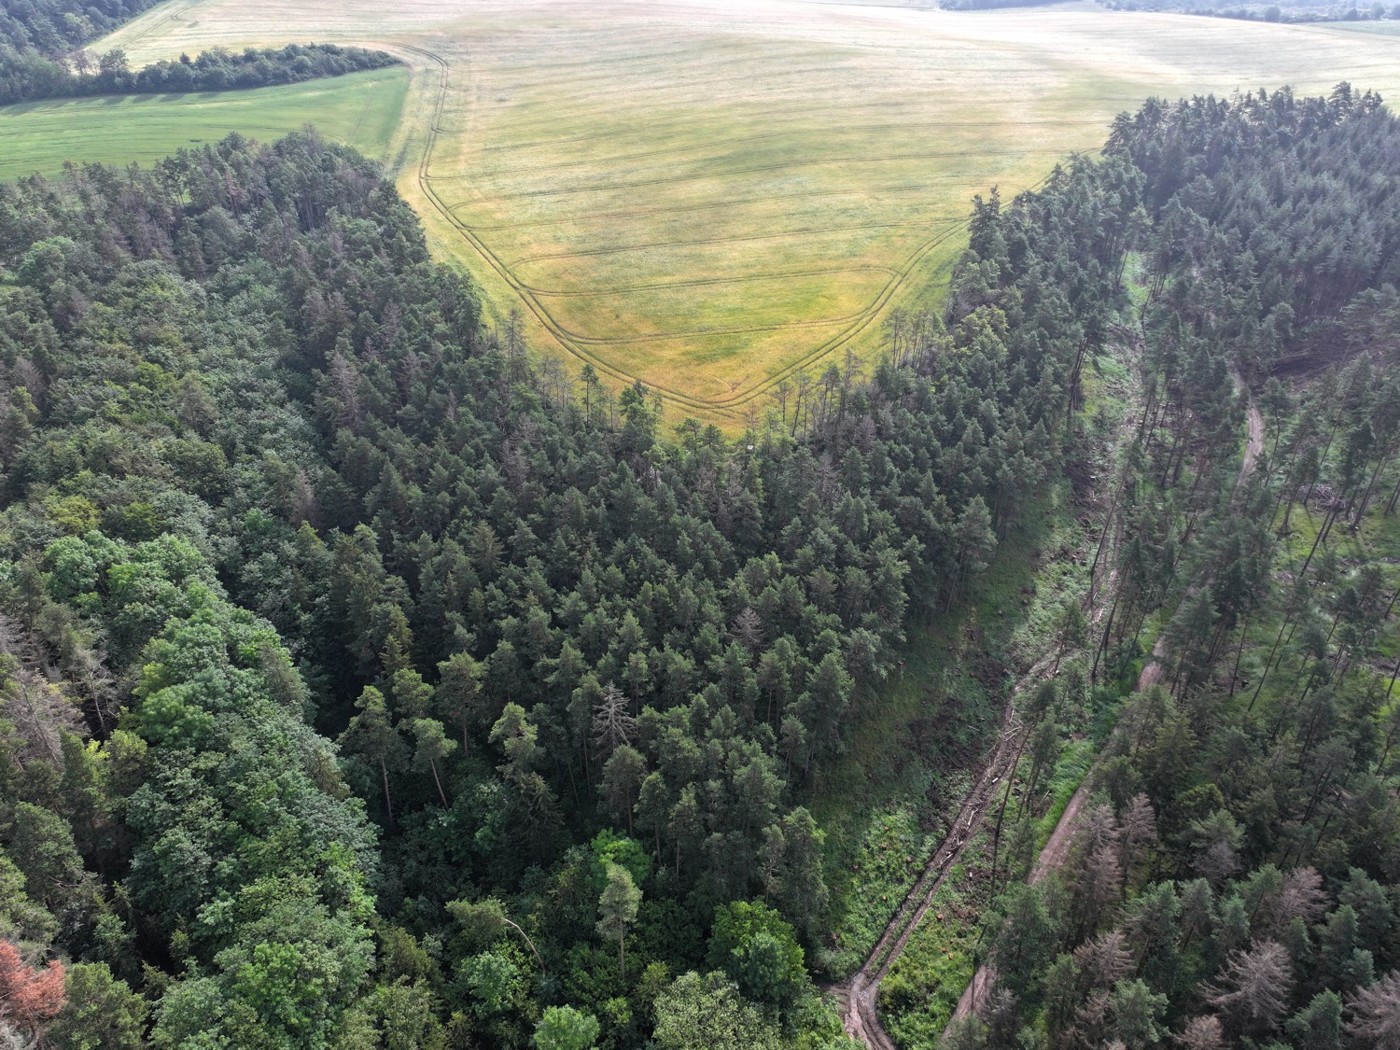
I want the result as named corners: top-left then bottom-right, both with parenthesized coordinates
top-left (990, 731), bottom-right (1029, 886)
top-left (380, 757), bottom-right (395, 828)
top-left (430, 757), bottom-right (448, 807)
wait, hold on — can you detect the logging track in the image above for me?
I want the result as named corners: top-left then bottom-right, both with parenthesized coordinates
top-left (946, 362), bottom-right (1266, 1034)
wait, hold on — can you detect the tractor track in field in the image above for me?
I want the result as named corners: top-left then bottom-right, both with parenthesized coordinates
top-left (397, 39), bottom-right (1049, 416)
top-left (481, 130), bottom-right (1069, 175)
top-left (518, 307), bottom-right (886, 348)
top-left (481, 116), bottom-right (1109, 158)
top-left (506, 220), bottom-right (952, 268)
top-left (462, 190), bottom-right (911, 234)
top-left (395, 42), bottom-right (751, 417)
top-left (518, 265), bottom-right (902, 299)
top-left (303, 48), bottom-right (879, 410)
top-left (112, 0), bottom-right (211, 49)
top-left (481, 100), bottom-right (1119, 147)
top-left (445, 149), bottom-right (1062, 203)
top-left (380, 36), bottom-right (1074, 417)
top-left (94, 19), bottom-right (1081, 414)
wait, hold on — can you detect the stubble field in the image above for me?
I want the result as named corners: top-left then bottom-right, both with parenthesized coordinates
top-left (47, 0), bottom-right (1400, 417)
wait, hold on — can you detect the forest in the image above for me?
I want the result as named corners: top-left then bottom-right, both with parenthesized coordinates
top-left (0, 114), bottom-right (1127, 1045)
top-left (941, 85), bottom-right (1400, 1049)
top-left (0, 0), bottom-right (1399, 1045)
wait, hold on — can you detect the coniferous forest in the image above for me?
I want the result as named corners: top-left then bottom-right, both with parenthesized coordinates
top-left (1, 5), bottom-right (1400, 1046)
top-left (945, 85), bottom-right (1400, 1050)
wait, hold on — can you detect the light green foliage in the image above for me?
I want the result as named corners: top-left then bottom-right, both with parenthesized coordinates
top-left (532, 1005), bottom-right (600, 1050)
top-left (151, 863), bottom-right (375, 1046)
top-left (707, 900), bottom-right (806, 1013)
top-left (433, 650), bottom-right (486, 746)
top-left (446, 898), bottom-right (510, 953)
top-left (597, 862), bottom-right (641, 977)
top-left (337, 978), bottom-right (446, 1050)
top-left (651, 971), bottom-right (783, 1050)
top-left (460, 950), bottom-right (522, 1018)
top-left (490, 703), bottom-right (540, 776)
top-left (591, 830), bottom-right (651, 889)
top-left (47, 962), bottom-right (148, 1050)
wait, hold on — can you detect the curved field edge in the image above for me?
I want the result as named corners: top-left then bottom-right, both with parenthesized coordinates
top-left (84, 0), bottom-right (1400, 423)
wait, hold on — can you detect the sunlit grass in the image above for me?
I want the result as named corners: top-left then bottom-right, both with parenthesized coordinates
top-left (881, 864), bottom-right (984, 1046)
top-left (0, 69), bottom-right (408, 181)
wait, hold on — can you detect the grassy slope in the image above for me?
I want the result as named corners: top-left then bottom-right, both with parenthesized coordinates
top-left (863, 337), bottom-right (1137, 1043)
top-left (813, 473), bottom-right (1091, 979)
top-left (0, 69), bottom-right (409, 181)
top-left (87, 0), bottom-right (1400, 421)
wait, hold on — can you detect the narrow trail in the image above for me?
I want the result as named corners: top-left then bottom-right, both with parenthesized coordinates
top-left (1234, 366), bottom-right (1266, 495)
top-left (836, 609), bottom-right (1117, 1047)
top-left (833, 331), bottom-right (1138, 1046)
top-left (834, 663), bottom-right (1038, 1050)
top-left (947, 366), bottom-right (1266, 1037)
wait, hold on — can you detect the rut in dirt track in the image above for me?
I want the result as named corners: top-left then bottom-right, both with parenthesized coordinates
top-left (833, 646), bottom-right (1068, 1048)
top-left (948, 369), bottom-right (1266, 1034)
top-left (835, 325), bottom-right (1144, 1050)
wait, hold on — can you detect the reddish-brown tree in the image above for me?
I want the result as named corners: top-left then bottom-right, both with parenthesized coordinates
top-left (0, 940), bottom-right (66, 1034)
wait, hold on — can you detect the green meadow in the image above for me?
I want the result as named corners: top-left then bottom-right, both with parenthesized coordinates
top-left (0, 68), bottom-right (408, 181)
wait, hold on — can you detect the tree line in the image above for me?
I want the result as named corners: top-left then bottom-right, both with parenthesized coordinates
top-left (0, 43), bottom-right (401, 107)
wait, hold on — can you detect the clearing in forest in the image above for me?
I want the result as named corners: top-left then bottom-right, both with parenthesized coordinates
top-left (76, 0), bottom-right (1400, 417)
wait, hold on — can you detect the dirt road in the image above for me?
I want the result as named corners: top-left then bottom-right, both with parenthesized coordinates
top-left (835, 690), bottom-right (1034, 1049)
top-left (946, 370), bottom-right (1265, 1037)
top-left (833, 333), bottom-right (1155, 1049)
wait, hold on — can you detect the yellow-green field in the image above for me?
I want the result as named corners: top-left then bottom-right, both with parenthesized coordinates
top-left (0, 69), bottom-right (408, 181)
top-left (73, 0), bottom-right (1400, 417)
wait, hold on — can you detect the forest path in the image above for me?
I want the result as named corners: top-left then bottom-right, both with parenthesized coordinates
top-left (834, 654), bottom-right (1049, 1049)
top-left (1235, 365), bottom-right (1266, 494)
top-left (947, 362), bottom-right (1266, 1035)
top-left (833, 326), bottom-right (1143, 1047)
